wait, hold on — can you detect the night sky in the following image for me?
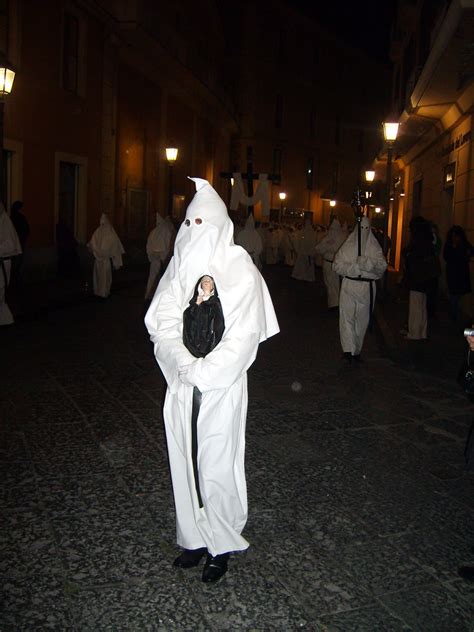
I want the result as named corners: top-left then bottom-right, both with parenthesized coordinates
top-left (288, 0), bottom-right (398, 64)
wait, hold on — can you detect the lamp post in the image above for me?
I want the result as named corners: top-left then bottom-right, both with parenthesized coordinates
top-left (351, 187), bottom-right (365, 257)
top-left (364, 169), bottom-right (375, 217)
top-left (278, 191), bottom-right (286, 222)
top-left (0, 59), bottom-right (15, 206)
top-left (382, 122), bottom-right (399, 256)
top-left (165, 147), bottom-right (178, 217)
top-left (382, 121), bottom-right (399, 296)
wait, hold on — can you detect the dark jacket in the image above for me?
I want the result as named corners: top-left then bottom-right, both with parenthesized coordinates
top-left (443, 242), bottom-right (472, 295)
top-left (404, 242), bottom-right (440, 294)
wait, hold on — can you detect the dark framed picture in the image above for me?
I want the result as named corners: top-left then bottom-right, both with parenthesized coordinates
top-left (444, 162), bottom-right (456, 188)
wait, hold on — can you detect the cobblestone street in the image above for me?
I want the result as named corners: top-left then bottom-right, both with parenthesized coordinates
top-left (2, 266), bottom-right (474, 630)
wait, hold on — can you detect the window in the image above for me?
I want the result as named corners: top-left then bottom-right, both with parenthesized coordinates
top-left (444, 163), bottom-right (455, 189)
top-left (332, 163), bottom-right (339, 195)
top-left (310, 106), bottom-right (317, 139)
top-left (63, 12), bottom-right (79, 92)
top-left (0, 0), bottom-right (8, 57)
top-left (335, 116), bottom-right (341, 145)
top-left (127, 188), bottom-right (149, 239)
top-left (275, 93), bottom-right (283, 130)
top-left (306, 157), bottom-right (314, 190)
top-left (59, 162), bottom-right (78, 235)
top-left (277, 30), bottom-right (286, 64)
top-left (272, 148), bottom-right (282, 182)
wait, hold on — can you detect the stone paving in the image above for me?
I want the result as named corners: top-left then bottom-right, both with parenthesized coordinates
top-left (1, 265), bottom-right (474, 630)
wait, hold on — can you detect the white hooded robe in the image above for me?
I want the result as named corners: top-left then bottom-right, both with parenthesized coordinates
top-left (333, 217), bottom-right (387, 355)
top-left (145, 178), bottom-right (279, 556)
top-left (88, 213), bottom-right (125, 298)
top-left (235, 214), bottom-right (263, 268)
top-left (145, 213), bottom-right (173, 298)
top-left (291, 221), bottom-right (317, 282)
top-left (315, 219), bottom-right (347, 308)
top-left (0, 204), bottom-right (22, 325)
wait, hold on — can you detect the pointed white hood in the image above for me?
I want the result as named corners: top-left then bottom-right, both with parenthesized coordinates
top-left (333, 216), bottom-right (387, 280)
top-left (315, 218), bottom-right (346, 259)
top-left (146, 178), bottom-right (279, 343)
top-left (88, 213), bottom-right (125, 268)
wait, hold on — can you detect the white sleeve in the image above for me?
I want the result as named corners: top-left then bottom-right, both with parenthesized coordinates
top-left (333, 250), bottom-right (361, 277)
top-left (183, 332), bottom-right (260, 392)
top-left (145, 282), bottom-right (197, 394)
top-left (358, 254), bottom-right (387, 278)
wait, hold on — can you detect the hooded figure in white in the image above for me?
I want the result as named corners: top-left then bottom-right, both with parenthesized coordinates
top-left (145, 178), bottom-right (279, 564)
top-left (235, 214), bottom-right (263, 268)
top-left (333, 217), bottom-right (387, 358)
top-left (0, 203), bottom-right (22, 325)
top-left (291, 219), bottom-right (317, 282)
top-left (88, 213), bottom-right (125, 298)
top-left (315, 218), bottom-right (347, 308)
top-left (145, 213), bottom-right (173, 298)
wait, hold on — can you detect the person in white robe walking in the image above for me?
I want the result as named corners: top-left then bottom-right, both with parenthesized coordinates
top-left (333, 217), bottom-right (387, 361)
top-left (0, 203), bottom-right (22, 325)
top-left (315, 218), bottom-right (346, 309)
top-left (145, 213), bottom-right (173, 298)
top-left (235, 213), bottom-right (263, 268)
top-left (145, 178), bottom-right (279, 582)
top-left (87, 213), bottom-right (125, 298)
top-left (291, 219), bottom-right (317, 281)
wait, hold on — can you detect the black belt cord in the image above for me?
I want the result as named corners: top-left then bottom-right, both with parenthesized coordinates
top-left (191, 386), bottom-right (203, 508)
top-left (0, 258), bottom-right (8, 289)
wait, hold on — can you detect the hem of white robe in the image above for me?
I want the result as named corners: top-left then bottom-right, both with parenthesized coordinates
top-left (177, 538), bottom-right (249, 556)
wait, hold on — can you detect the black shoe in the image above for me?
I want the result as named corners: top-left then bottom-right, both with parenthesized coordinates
top-left (352, 354), bottom-right (362, 363)
top-left (173, 547), bottom-right (207, 569)
top-left (342, 352), bottom-right (352, 362)
top-left (202, 553), bottom-right (229, 583)
top-left (458, 565), bottom-right (474, 582)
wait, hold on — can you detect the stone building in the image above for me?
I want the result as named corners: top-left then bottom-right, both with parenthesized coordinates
top-left (3, 0), bottom-right (390, 279)
top-left (382, 0), bottom-right (474, 279)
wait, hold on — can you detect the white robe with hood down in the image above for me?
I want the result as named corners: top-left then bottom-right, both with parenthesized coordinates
top-left (145, 213), bottom-right (173, 298)
top-left (315, 219), bottom-right (346, 308)
top-left (0, 204), bottom-right (22, 325)
top-left (333, 217), bottom-right (387, 355)
top-left (88, 213), bottom-right (125, 298)
top-left (145, 178), bottom-right (279, 556)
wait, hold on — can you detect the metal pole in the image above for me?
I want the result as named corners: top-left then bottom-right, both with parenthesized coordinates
top-left (382, 144), bottom-right (393, 295)
top-left (0, 100), bottom-right (5, 206)
top-left (167, 163), bottom-right (173, 217)
top-left (246, 146), bottom-right (254, 217)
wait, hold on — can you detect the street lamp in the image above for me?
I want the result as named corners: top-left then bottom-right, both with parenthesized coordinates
top-left (0, 58), bottom-right (15, 205)
top-left (329, 199), bottom-right (336, 207)
top-left (278, 192), bottom-right (286, 221)
top-left (165, 147), bottom-right (178, 217)
top-left (365, 170), bottom-right (375, 183)
top-left (364, 170), bottom-right (375, 217)
top-left (382, 120), bottom-right (399, 264)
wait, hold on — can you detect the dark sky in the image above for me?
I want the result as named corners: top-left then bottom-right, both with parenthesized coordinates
top-left (288, 0), bottom-right (398, 64)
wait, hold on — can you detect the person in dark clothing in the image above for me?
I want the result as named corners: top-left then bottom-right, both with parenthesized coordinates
top-left (443, 225), bottom-right (473, 322)
top-left (402, 217), bottom-right (440, 339)
top-left (426, 223), bottom-right (442, 318)
top-left (10, 201), bottom-right (30, 285)
top-left (56, 219), bottom-right (81, 279)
